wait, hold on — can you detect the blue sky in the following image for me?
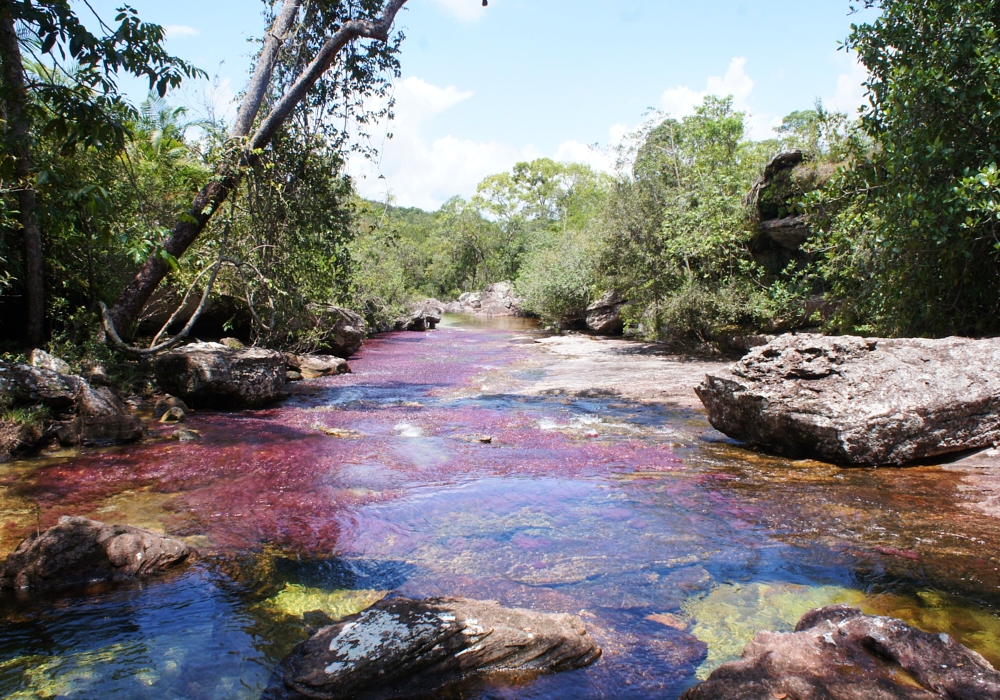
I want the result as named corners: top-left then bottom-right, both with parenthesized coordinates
top-left (85, 0), bottom-right (877, 209)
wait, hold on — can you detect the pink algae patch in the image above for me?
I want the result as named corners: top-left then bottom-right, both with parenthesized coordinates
top-left (3, 327), bottom-right (682, 556)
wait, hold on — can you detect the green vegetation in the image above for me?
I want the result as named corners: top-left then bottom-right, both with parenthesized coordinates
top-left (4, 0), bottom-right (1000, 358)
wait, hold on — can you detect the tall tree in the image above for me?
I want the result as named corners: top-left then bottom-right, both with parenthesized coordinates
top-left (106, 0), bottom-right (410, 341)
top-left (0, 0), bottom-right (200, 346)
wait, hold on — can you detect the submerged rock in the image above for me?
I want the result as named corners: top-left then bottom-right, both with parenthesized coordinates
top-left (153, 395), bottom-right (190, 419)
top-left (585, 290), bottom-right (626, 336)
top-left (0, 516), bottom-right (192, 591)
top-left (680, 605), bottom-right (1000, 700)
top-left (696, 334), bottom-right (1000, 465)
top-left (153, 342), bottom-right (287, 409)
top-left (273, 596), bottom-right (601, 699)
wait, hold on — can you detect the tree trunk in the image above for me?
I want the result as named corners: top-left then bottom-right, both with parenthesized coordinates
top-left (0, 7), bottom-right (45, 347)
top-left (108, 0), bottom-right (408, 337)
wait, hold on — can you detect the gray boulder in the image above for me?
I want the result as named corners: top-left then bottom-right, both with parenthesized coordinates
top-left (681, 605), bottom-right (1000, 700)
top-left (696, 334), bottom-right (1000, 465)
top-left (586, 291), bottom-right (626, 336)
top-left (304, 305), bottom-right (366, 358)
top-left (28, 348), bottom-right (70, 374)
top-left (285, 353), bottom-right (351, 379)
top-left (1, 516), bottom-right (192, 591)
top-left (154, 342), bottom-right (287, 409)
top-left (400, 300), bottom-right (443, 332)
top-left (57, 415), bottom-right (145, 446)
top-left (274, 596), bottom-right (601, 700)
top-left (479, 281), bottom-right (523, 316)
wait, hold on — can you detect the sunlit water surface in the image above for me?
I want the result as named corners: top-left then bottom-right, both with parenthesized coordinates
top-left (2, 317), bottom-right (1000, 699)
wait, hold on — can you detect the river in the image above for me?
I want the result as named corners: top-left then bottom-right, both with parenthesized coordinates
top-left (1, 317), bottom-right (999, 698)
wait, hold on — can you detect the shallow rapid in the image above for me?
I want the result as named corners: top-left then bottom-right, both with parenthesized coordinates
top-left (2, 317), bottom-right (999, 699)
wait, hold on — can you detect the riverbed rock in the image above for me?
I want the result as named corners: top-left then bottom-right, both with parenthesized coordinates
top-left (696, 334), bottom-right (1000, 465)
top-left (586, 291), bottom-right (626, 336)
top-left (680, 605), bottom-right (1000, 700)
top-left (443, 283), bottom-right (524, 317)
top-left (400, 300), bottom-right (443, 331)
top-left (304, 305), bottom-right (366, 358)
top-left (153, 395), bottom-right (190, 419)
top-left (0, 361), bottom-right (81, 410)
top-left (57, 415), bottom-right (146, 446)
top-left (0, 516), bottom-right (192, 591)
top-left (153, 342), bottom-right (287, 409)
top-left (274, 596), bottom-right (601, 699)
top-left (288, 354), bottom-right (351, 379)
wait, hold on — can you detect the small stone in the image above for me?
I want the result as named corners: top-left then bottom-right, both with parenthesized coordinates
top-left (220, 337), bottom-right (246, 350)
top-left (478, 435), bottom-right (493, 444)
top-left (317, 426), bottom-right (362, 439)
top-left (287, 371), bottom-right (303, 382)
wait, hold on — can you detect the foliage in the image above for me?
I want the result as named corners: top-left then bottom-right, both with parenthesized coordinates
top-left (598, 96), bottom-right (775, 341)
top-left (811, 0), bottom-right (1000, 336)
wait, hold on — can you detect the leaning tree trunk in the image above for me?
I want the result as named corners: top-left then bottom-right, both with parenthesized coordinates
top-left (0, 7), bottom-right (46, 347)
top-left (108, 0), bottom-right (408, 337)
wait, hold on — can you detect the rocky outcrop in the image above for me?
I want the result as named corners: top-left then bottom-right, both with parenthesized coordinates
top-left (681, 605), bottom-right (1000, 700)
top-left (28, 348), bottom-right (70, 374)
top-left (759, 214), bottom-right (811, 250)
top-left (585, 291), bottom-right (626, 336)
top-left (1, 516), bottom-right (192, 591)
top-left (696, 334), bottom-right (1000, 465)
top-left (154, 342), bottom-right (287, 409)
top-left (0, 360), bottom-right (144, 448)
top-left (273, 596), bottom-right (601, 700)
top-left (400, 299), bottom-right (443, 331)
top-left (285, 354), bottom-right (351, 379)
top-left (443, 282), bottom-right (524, 317)
top-left (303, 305), bottom-right (366, 358)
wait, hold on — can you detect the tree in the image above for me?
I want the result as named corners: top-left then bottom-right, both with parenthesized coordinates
top-left (813, 0), bottom-right (1000, 335)
top-left (104, 0), bottom-right (411, 346)
top-left (0, 0), bottom-right (201, 346)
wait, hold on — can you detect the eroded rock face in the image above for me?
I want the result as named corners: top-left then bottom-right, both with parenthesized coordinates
top-left (57, 415), bottom-right (145, 446)
top-left (154, 343), bottom-right (287, 409)
top-left (285, 354), bottom-right (351, 380)
top-left (1, 516), bottom-right (192, 591)
top-left (401, 300), bottom-right (443, 332)
top-left (274, 596), bottom-right (601, 700)
top-left (443, 282), bottom-right (524, 317)
top-left (305, 305), bottom-right (366, 358)
top-left (586, 291), bottom-right (626, 336)
top-left (680, 605), bottom-right (1000, 700)
top-left (696, 334), bottom-right (1000, 465)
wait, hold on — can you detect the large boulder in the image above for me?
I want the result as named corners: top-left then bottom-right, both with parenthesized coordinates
top-left (154, 342), bottom-right (287, 409)
top-left (696, 334), bottom-right (1000, 465)
top-left (273, 596), bottom-right (601, 700)
top-left (1, 516), bottom-right (192, 591)
top-left (479, 281), bottom-right (523, 316)
top-left (304, 305), bottom-right (366, 358)
top-left (57, 415), bottom-right (145, 446)
top-left (681, 605), bottom-right (1000, 700)
top-left (285, 354), bottom-right (351, 380)
top-left (585, 290), bottom-right (626, 336)
top-left (399, 300), bottom-right (443, 332)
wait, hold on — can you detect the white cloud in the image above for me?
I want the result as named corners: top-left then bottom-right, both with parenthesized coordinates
top-left (350, 76), bottom-right (532, 210)
top-left (825, 52), bottom-right (870, 115)
top-left (165, 25), bottom-right (200, 39)
top-left (554, 139), bottom-right (615, 174)
top-left (429, 0), bottom-right (491, 25)
top-left (659, 57), bottom-right (778, 139)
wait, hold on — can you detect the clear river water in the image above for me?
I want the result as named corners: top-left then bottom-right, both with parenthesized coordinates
top-left (1, 317), bottom-right (1000, 699)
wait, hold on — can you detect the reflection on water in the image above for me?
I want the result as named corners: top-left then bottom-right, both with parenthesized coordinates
top-left (1, 319), bottom-right (1000, 698)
